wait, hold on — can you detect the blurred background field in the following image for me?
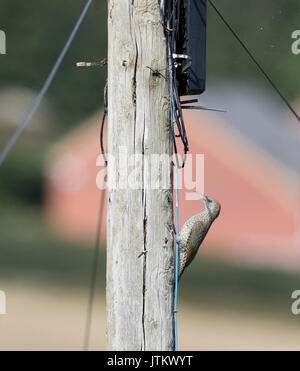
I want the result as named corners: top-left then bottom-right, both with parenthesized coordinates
top-left (0, 0), bottom-right (300, 350)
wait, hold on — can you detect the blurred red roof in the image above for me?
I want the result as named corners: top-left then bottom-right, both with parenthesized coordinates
top-left (45, 86), bottom-right (300, 270)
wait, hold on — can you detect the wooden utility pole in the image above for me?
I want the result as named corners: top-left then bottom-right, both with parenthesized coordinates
top-left (107, 0), bottom-right (174, 351)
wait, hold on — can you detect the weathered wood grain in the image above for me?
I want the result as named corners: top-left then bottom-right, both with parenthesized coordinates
top-left (107, 0), bottom-right (174, 351)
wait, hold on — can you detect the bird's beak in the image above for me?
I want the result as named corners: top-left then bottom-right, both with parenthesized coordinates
top-left (195, 190), bottom-right (206, 201)
top-left (195, 190), bottom-right (210, 211)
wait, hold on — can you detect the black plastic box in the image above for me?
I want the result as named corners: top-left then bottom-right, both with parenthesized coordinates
top-left (176, 0), bottom-right (207, 96)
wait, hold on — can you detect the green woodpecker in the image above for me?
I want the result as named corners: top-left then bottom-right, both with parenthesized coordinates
top-left (176, 193), bottom-right (221, 279)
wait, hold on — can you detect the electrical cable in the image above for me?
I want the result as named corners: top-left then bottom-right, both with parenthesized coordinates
top-left (168, 0), bottom-right (181, 351)
top-left (100, 81), bottom-right (108, 166)
top-left (208, 0), bottom-right (300, 122)
top-left (0, 0), bottom-right (94, 166)
top-left (83, 188), bottom-right (106, 351)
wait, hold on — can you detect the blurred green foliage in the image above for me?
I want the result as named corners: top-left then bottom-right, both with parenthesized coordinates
top-left (0, 204), bottom-right (299, 323)
top-left (0, 0), bottom-right (108, 129)
top-left (207, 0), bottom-right (300, 99)
top-left (0, 1), bottom-right (299, 321)
top-left (0, 135), bottom-right (49, 204)
top-left (0, 0), bottom-right (299, 204)
top-left (0, 0), bottom-right (298, 135)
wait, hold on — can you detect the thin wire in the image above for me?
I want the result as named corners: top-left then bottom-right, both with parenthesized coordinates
top-left (0, 0), bottom-right (94, 166)
top-left (169, 0), bottom-right (180, 352)
top-left (181, 105), bottom-right (226, 113)
top-left (100, 82), bottom-right (108, 166)
top-left (173, 118), bottom-right (180, 352)
top-left (163, 0), bottom-right (179, 349)
top-left (83, 188), bottom-right (106, 351)
top-left (208, 0), bottom-right (300, 122)
top-left (84, 44), bottom-right (107, 351)
top-left (161, 0), bottom-right (189, 169)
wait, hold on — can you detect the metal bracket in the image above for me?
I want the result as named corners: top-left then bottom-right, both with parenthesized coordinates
top-left (172, 53), bottom-right (190, 60)
top-left (76, 58), bottom-right (108, 68)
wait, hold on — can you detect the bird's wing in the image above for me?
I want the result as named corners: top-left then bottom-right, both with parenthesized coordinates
top-left (184, 216), bottom-right (210, 269)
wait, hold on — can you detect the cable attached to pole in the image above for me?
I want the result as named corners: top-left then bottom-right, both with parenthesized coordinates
top-left (100, 82), bottom-right (108, 166)
top-left (83, 188), bottom-right (106, 351)
top-left (208, 0), bottom-right (300, 122)
top-left (0, 0), bottom-right (94, 166)
top-left (163, 0), bottom-right (181, 351)
top-left (173, 129), bottom-right (180, 352)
